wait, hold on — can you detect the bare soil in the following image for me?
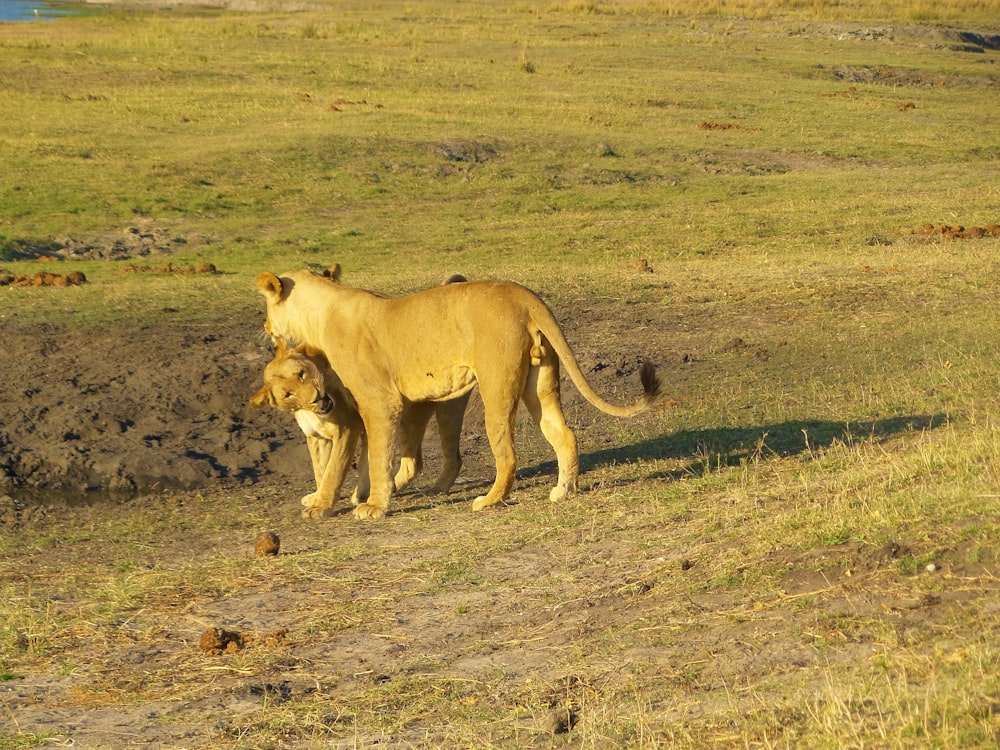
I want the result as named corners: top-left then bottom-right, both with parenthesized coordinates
top-left (0, 271), bottom-right (675, 745)
top-left (1, 272), bottom-right (997, 748)
top-left (0, 314), bottom-right (301, 501)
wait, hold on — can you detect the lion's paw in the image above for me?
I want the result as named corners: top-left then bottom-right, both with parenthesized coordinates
top-left (548, 485), bottom-right (569, 503)
top-left (471, 495), bottom-right (496, 511)
top-left (302, 505), bottom-right (335, 520)
top-left (352, 502), bottom-right (387, 520)
top-left (300, 492), bottom-right (326, 508)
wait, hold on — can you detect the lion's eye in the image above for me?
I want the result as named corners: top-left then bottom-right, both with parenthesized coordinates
top-left (297, 370), bottom-right (307, 381)
top-left (284, 391), bottom-right (293, 400)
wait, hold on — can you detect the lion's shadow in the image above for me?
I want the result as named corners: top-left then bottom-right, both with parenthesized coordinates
top-left (517, 413), bottom-right (947, 485)
top-left (394, 413), bottom-right (946, 513)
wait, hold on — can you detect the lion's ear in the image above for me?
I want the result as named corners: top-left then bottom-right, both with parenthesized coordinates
top-left (324, 264), bottom-right (342, 282)
top-left (301, 342), bottom-right (323, 359)
top-left (301, 343), bottom-right (331, 369)
top-left (273, 338), bottom-right (289, 358)
top-left (249, 385), bottom-right (274, 409)
top-left (256, 271), bottom-right (283, 301)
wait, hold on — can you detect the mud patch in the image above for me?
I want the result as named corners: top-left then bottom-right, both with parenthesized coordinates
top-left (435, 139), bottom-right (498, 163)
top-left (0, 317), bottom-right (309, 499)
top-left (950, 31), bottom-right (1000, 52)
top-left (118, 261), bottom-right (218, 275)
top-left (827, 64), bottom-right (996, 88)
top-left (699, 121), bottom-right (759, 131)
top-left (1, 221), bottom-right (214, 262)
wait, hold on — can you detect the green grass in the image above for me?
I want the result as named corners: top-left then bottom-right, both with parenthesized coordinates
top-left (1, 1), bottom-right (999, 747)
top-left (1, 1), bottom-right (998, 293)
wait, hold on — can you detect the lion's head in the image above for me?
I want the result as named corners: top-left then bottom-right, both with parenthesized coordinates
top-left (250, 341), bottom-right (336, 416)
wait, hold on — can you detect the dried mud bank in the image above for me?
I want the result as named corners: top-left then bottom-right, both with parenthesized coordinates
top-left (0, 317), bottom-right (314, 500)
top-left (0, 222), bottom-right (317, 499)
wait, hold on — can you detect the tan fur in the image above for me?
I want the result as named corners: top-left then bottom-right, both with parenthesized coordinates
top-left (257, 269), bottom-right (662, 519)
top-left (250, 341), bottom-right (469, 518)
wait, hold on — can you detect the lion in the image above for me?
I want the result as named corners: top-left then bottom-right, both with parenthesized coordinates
top-left (250, 339), bottom-right (470, 518)
top-left (257, 265), bottom-right (663, 520)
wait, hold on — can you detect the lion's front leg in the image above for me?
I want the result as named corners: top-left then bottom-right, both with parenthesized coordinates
top-left (300, 435), bottom-right (335, 518)
top-left (305, 434), bottom-right (332, 490)
top-left (301, 422), bottom-right (362, 520)
top-left (349, 431), bottom-right (370, 506)
top-left (353, 413), bottom-right (397, 520)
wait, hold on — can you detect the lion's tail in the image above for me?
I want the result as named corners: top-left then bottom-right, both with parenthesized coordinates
top-left (529, 304), bottom-right (664, 419)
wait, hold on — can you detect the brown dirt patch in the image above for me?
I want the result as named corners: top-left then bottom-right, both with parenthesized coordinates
top-left (0, 300), bottom-right (657, 503)
top-left (1, 287), bottom-right (996, 747)
top-left (0, 316), bottom-right (299, 499)
top-left (1, 221), bottom-right (213, 262)
top-left (828, 63), bottom-right (996, 88)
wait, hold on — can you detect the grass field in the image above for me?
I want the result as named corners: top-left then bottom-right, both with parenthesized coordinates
top-left (1, 1), bottom-right (999, 747)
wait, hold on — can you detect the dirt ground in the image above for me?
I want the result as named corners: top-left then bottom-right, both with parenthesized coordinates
top-left (0, 256), bottom-right (698, 747)
top-left (0, 286), bottom-right (653, 505)
top-left (0, 313), bottom-right (306, 502)
top-left (1, 251), bottom-right (997, 747)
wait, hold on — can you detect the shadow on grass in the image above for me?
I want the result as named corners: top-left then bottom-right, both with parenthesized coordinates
top-left (519, 413), bottom-right (948, 483)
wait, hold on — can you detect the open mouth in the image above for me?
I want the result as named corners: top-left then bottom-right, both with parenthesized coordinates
top-left (316, 395), bottom-right (334, 415)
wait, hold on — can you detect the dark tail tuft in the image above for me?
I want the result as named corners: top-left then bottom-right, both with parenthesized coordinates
top-left (639, 360), bottom-right (661, 399)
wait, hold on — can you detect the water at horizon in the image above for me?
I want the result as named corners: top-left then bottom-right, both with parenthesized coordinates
top-left (0, 0), bottom-right (75, 21)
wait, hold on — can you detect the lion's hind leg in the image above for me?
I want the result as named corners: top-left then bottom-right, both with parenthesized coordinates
top-left (430, 392), bottom-right (470, 494)
top-left (471, 372), bottom-right (525, 511)
top-left (522, 354), bottom-right (579, 504)
top-left (394, 402), bottom-right (432, 493)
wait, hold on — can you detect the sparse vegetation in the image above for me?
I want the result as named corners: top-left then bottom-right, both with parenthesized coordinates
top-left (0, 0), bottom-right (998, 747)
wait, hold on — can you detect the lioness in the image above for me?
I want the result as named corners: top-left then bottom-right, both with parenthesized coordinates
top-left (251, 340), bottom-right (470, 518)
top-left (257, 267), bottom-right (662, 520)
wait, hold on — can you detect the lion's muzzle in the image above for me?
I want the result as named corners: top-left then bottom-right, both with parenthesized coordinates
top-left (315, 395), bottom-right (335, 416)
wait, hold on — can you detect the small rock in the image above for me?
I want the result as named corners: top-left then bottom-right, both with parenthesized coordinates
top-left (632, 258), bottom-right (653, 273)
top-left (13, 630), bottom-right (29, 651)
top-left (544, 707), bottom-right (577, 734)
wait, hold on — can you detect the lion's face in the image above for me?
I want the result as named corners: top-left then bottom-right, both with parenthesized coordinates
top-left (251, 347), bottom-right (335, 416)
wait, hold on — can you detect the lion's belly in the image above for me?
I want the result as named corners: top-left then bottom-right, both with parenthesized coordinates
top-left (399, 366), bottom-right (476, 402)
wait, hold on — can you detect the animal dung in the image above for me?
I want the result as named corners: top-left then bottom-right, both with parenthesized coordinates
top-left (198, 627), bottom-right (243, 655)
top-left (255, 531), bottom-right (281, 557)
top-left (118, 261), bottom-right (217, 275)
top-left (0, 271), bottom-right (87, 287)
top-left (197, 627), bottom-right (287, 656)
top-left (918, 223), bottom-right (1000, 240)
